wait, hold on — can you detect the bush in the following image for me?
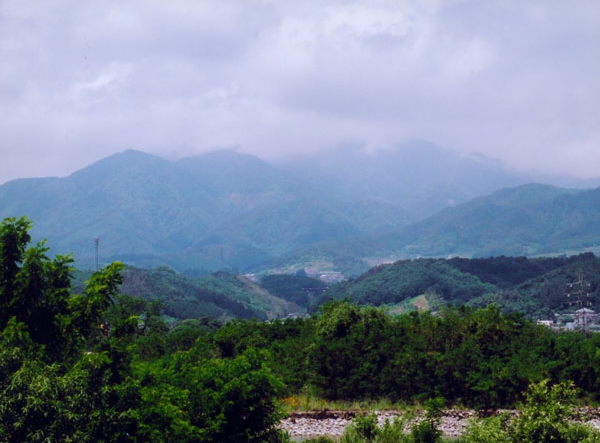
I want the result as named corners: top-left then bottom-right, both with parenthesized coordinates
top-left (460, 414), bottom-right (512, 443)
top-left (353, 413), bottom-right (380, 441)
top-left (411, 398), bottom-right (444, 443)
top-left (511, 380), bottom-right (599, 443)
top-left (378, 416), bottom-right (410, 443)
top-left (340, 412), bottom-right (428, 443)
top-left (461, 380), bottom-right (600, 443)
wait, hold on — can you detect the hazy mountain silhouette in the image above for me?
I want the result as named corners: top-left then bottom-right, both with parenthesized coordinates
top-left (276, 140), bottom-right (600, 219)
top-left (1, 144), bottom-right (598, 273)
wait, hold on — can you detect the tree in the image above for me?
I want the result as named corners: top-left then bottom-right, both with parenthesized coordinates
top-left (0, 216), bottom-right (291, 443)
top-left (0, 216), bottom-right (32, 324)
top-left (0, 217), bottom-right (75, 360)
top-left (511, 380), bottom-right (599, 443)
top-left (0, 217), bottom-right (138, 441)
top-left (310, 301), bottom-right (394, 399)
top-left (136, 347), bottom-right (287, 443)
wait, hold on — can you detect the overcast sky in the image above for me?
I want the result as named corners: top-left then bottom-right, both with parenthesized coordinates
top-left (1, 0), bottom-right (599, 184)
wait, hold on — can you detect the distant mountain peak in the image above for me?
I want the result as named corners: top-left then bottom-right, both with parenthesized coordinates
top-left (2, 146), bottom-right (600, 275)
top-left (68, 149), bottom-right (174, 182)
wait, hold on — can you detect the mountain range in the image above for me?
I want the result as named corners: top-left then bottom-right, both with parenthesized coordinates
top-left (282, 183), bottom-right (600, 275)
top-left (1, 142), bottom-right (599, 275)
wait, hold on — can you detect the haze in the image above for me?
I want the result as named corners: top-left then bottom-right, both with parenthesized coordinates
top-left (1, 0), bottom-right (599, 184)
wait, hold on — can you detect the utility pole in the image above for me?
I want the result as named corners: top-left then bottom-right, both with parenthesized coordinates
top-left (94, 237), bottom-right (100, 271)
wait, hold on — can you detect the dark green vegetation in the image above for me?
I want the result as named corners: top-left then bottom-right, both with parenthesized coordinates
top-left (317, 253), bottom-right (600, 319)
top-left (280, 301), bottom-right (600, 408)
top-left (259, 272), bottom-right (327, 308)
top-left (0, 217), bottom-right (287, 442)
top-left (334, 400), bottom-right (446, 443)
top-left (75, 266), bottom-right (315, 322)
top-left (2, 145), bottom-right (599, 275)
top-left (4, 216), bottom-right (600, 441)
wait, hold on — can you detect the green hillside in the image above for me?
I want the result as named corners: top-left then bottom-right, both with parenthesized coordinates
top-left (75, 266), bottom-right (307, 323)
top-left (376, 184), bottom-right (600, 258)
top-left (316, 253), bottom-right (600, 319)
top-left (72, 253), bottom-right (600, 324)
top-left (279, 184), bottom-right (600, 275)
top-left (0, 150), bottom-right (411, 272)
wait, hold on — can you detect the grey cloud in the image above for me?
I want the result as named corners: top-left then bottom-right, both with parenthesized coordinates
top-left (0, 0), bottom-right (599, 183)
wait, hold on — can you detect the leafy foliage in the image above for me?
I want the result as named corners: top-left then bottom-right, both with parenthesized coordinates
top-left (136, 347), bottom-right (286, 443)
top-left (461, 380), bottom-right (600, 443)
top-left (0, 217), bottom-right (289, 442)
top-left (187, 296), bottom-right (600, 409)
top-left (338, 406), bottom-right (444, 443)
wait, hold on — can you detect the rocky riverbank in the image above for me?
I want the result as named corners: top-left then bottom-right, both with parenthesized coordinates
top-left (280, 408), bottom-right (600, 440)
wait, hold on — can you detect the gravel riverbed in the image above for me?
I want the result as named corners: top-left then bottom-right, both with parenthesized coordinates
top-left (280, 408), bottom-right (600, 440)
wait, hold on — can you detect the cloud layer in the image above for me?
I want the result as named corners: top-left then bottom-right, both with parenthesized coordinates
top-left (1, 0), bottom-right (599, 183)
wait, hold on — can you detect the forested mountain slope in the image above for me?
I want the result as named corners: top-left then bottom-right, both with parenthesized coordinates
top-left (1, 146), bottom-right (599, 274)
top-left (316, 253), bottom-right (600, 319)
top-left (73, 265), bottom-right (312, 322)
top-left (67, 254), bottom-right (599, 323)
top-left (378, 184), bottom-right (600, 258)
top-left (279, 184), bottom-right (600, 276)
top-left (0, 149), bottom-right (410, 271)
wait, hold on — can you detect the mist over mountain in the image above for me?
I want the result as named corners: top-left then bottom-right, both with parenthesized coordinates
top-left (278, 141), bottom-right (600, 219)
top-left (1, 143), bottom-right (599, 274)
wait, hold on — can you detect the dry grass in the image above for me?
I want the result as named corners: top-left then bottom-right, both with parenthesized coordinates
top-left (280, 393), bottom-right (412, 414)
